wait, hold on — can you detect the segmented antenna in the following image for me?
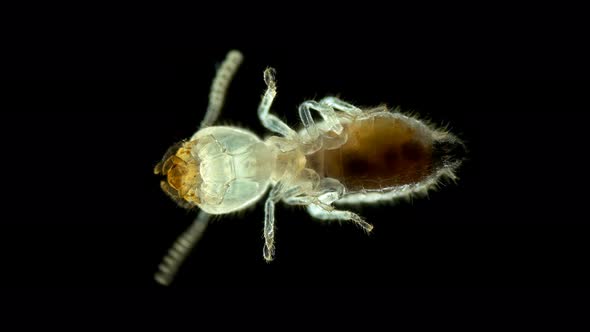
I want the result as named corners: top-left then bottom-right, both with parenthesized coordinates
top-left (200, 50), bottom-right (244, 128)
top-left (154, 210), bottom-right (211, 286)
top-left (155, 50), bottom-right (243, 286)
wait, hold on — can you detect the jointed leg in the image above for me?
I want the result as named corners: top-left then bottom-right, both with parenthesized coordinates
top-left (306, 178), bottom-right (373, 233)
top-left (263, 184), bottom-right (285, 262)
top-left (154, 210), bottom-right (211, 286)
top-left (298, 100), bottom-right (343, 141)
top-left (307, 204), bottom-right (373, 233)
top-left (200, 50), bottom-right (244, 129)
top-left (318, 97), bottom-right (363, 116)
top-left (258, 68), bottom-right (297, 138)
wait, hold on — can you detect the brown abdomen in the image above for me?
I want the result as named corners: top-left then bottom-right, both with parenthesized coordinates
top-left (306, 114), bottom-right (433, 192)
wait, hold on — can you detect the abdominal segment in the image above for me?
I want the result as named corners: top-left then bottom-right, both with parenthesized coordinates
top-left (306, 114), bottom-right (434, 192)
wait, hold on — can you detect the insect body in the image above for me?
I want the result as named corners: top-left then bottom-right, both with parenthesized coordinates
top-left (154, 50), bottom-right (465, 285)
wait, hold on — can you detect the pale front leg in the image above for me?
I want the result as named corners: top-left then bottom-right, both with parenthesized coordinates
top-left (200, 50), bottom-right (244, 128)
top-left (262, 184), bottom-right (285, 262)
top-left (154, 210), bottom-right (211, 286)
top-left (258, 68), bottom-right (297, 138)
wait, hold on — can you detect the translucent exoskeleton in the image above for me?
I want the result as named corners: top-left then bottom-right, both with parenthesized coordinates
top-left (154, 50), bottom-right (466, 285)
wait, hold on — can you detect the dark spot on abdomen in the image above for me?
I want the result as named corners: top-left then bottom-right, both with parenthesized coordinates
top-left (402, 140), bottom-right (426, 161)
top-left (383, 147), bottom-right (400, 165)
top-left (343, 155), bottom-right (370, 177)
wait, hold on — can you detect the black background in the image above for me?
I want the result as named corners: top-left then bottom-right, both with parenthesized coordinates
top-left (2, 38), bottom-right (589, 290)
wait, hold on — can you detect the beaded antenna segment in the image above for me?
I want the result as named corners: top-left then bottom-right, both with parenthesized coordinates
top-left (154, 50), bottom-right (465, 285)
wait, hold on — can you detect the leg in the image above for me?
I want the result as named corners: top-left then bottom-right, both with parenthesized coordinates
top-left (318, 96), bottom-right (363, 116)
top-left (258, 68), bottom-right (297, 138)
top-left (306, 177), bottom-right (373, 233)
top-left (284, 194), bottom-right (334, 213)
top-left (262, 184), bottom-right (285, 262)
top-left (281, 180), bottom-right (321, 207)
top-left (307, 204), bottom-right (373, 233)
top-left (200, 50), bottom-right (244, 129)
top-left (283, 195), bottom-right (314, 206)
top-left (154, 210), bottom-right (211, 286)
top-left (298, 100), bottom-right (343, 141)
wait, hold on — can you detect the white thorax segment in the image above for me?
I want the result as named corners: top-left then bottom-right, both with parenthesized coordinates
top-left (191, 126), bottom-right (274, 214)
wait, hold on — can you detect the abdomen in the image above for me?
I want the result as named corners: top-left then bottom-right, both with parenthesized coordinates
top-left (306, 112), bottom-right (434, 193)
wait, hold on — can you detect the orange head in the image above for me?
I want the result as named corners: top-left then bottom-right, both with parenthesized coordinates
top-left (154, 141), bottom-right (203, 207)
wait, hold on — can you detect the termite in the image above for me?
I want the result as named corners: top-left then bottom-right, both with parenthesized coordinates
top-left (154, 50), bottom-right (465, 285)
